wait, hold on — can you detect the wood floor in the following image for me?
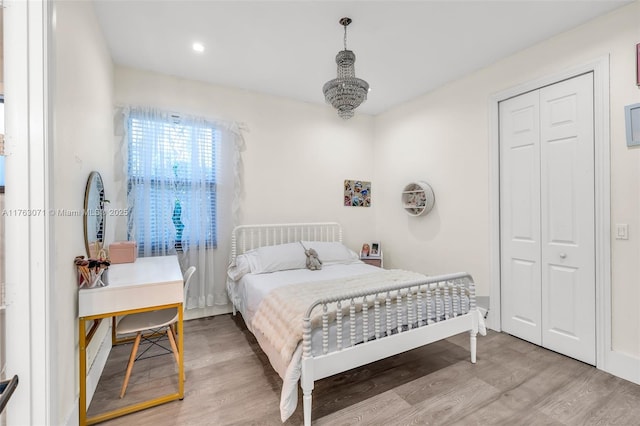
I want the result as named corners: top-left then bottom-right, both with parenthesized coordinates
top-left (90, 314), bottom-right (640, 425)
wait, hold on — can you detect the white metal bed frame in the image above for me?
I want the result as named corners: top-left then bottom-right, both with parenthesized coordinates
top-left (229, 222), bottom-right (480, 425)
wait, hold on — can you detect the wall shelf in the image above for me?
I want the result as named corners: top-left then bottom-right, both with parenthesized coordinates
top-left (401, 181), bottom-right (435, 216)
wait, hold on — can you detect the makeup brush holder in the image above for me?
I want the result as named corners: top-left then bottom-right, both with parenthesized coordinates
top-left (78, 268), bottom-right (108, 289)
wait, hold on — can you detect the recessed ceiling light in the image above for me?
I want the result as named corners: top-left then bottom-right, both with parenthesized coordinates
top-left (192, 42), bottom-right (205, 53)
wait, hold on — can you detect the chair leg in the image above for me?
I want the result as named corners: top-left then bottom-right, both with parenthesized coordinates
top-left (167, 326), bottom-right (180, 366)
top-left (120, 332), bottom-right (142, 398)
top-left (166, 325), bottom-right (187, 382)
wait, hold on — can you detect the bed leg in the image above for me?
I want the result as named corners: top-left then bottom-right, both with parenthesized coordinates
top-left (470, 330), bottom-right (477, 364)
top-left (303, 387), bottom-right (312, 426)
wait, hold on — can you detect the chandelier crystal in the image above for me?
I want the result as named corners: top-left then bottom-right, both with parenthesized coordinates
top-left (323, 17), bottom-right (369, 119)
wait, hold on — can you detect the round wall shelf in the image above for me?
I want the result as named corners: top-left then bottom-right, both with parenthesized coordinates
top-left (402, 181), bottom-right (435, 216)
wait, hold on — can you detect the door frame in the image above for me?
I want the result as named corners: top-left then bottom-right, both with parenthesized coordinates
top-left (4, 0), bottom-right (54, 424)
top-left (488, 56), bottom-right (610, 371)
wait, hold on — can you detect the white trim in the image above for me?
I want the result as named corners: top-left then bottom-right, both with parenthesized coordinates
top-left (4, 0), bottom-right (54, 424)
top-left (489, 57), bottom-right (616, 375)
top-left (64, 402), bottom-right (78, 426)
top-left (592, 57), bottom-right (612, 377)
top-left (604, 350), bottom-right (640, 385)
top-left (488, 92), bottom-right (502, 333)
top-left (184, 304), bottom-right (232, 320)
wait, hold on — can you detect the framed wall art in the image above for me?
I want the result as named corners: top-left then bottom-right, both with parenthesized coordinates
top-left (625, 103), bottom-right (640, 147)
top-left (344, 179), bottom-right (371, 207)
top-left (636, 43), bottom-right (640, 86)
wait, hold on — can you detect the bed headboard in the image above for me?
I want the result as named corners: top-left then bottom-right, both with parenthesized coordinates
top-left (230, 222), bottom-right (343, 262)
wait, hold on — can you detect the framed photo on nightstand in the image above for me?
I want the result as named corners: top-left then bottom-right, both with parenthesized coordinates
top-left (369, 241), bottom-right (381, 258)
top-left (360, 241), bottom-right (381, 258)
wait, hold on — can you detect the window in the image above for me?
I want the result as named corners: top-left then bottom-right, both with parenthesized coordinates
top-left (127, 111), bottom-right (218, 255)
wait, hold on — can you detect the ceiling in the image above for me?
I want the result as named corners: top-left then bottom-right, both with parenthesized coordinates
top-left (92, 0), bottom-right (633, 116)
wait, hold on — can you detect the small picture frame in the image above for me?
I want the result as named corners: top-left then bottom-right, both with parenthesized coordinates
top-left (625, 103), bottom-right (640, 147)
top-left (361, 241), bottom-right (381, 258)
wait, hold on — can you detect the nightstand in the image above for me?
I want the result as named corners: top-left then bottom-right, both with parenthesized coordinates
top-left (361, 257), bottom-right (382, 268)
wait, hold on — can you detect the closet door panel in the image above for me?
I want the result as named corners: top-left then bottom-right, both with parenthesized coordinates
top-left (545, 137), bottom-right (579, 244)
top-left (547, 264), bottom-right (579, 338)
top-left (539, 73), bottom-right (595, 365)
top-left (499, 91), bottom-right (542, 345)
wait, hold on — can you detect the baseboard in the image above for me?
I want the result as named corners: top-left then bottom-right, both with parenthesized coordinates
top-left (475, 296), bottom-right (495, 331)
top-left (184, 304), bottom-right (232, 320)
top-left (64, 400), bottom-right (78, 426)
top-left (605, 349), bottom-right (640, 385)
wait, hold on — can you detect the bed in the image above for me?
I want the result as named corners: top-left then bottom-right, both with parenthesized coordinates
top-left (226, 222), bottom-right (485, 425)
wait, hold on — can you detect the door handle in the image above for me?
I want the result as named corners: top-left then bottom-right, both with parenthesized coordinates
top-left (559, 253), bottom-right (567, 259)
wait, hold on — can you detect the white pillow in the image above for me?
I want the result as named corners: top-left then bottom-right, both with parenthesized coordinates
top-left (252, 242), bottom-right (307, 274)
top-left (300, 241), bottom-right (360, 265)
top-left (227, 252), bottom-right (253, 281)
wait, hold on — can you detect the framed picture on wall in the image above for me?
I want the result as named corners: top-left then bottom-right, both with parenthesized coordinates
top-left (344, 179), bottom-right (371, 207)
top-left (625, 103), bottom-right (640, 147)
top-left (636, 43), bottom-right (640, 86)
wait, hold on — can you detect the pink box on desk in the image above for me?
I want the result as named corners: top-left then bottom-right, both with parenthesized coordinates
top-left (109, 241), bottom-right (137, 264)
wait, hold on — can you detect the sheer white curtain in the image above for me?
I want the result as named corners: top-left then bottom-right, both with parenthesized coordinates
top-left (115, 106), bottom-right (245, 309)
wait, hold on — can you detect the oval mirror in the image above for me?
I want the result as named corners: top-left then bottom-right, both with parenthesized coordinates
top-left (83, 171), bottom-right (106, 257)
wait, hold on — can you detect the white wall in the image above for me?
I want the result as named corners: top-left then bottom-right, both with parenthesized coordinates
top-left (52, 0), bottom-right (114, 423)
top-left (114, 66), bottom-right (376, 314)
top-left (374, 1), bottom-right (640, 357)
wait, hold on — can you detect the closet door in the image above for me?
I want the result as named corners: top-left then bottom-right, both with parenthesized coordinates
top-left (539, 73), bottom-right (595, 365)
top-left (500, 73), bottom-right (595, 365)
top-left (499, 91), bottom-right (542, 345)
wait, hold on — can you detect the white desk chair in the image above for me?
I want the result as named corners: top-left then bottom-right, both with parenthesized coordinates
top-left (117, 265), bottom-right (196, 398)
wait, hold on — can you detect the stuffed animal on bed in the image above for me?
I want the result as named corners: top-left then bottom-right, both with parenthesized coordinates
top-left (303, 247), bottom-right (323, 271)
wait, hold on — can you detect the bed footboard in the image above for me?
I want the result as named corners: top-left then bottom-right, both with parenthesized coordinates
top-left (300, 272), bottom-right (480, 426)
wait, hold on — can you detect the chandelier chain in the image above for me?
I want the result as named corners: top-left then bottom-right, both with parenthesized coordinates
top-left (343, 24), bottom-right (348, 51)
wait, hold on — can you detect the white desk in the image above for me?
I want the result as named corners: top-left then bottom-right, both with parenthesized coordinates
top-left (78, 255), bottom-right (184, 426)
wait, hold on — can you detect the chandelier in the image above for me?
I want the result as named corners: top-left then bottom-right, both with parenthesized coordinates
top-left (322, 17), bottom-right (369, 119)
